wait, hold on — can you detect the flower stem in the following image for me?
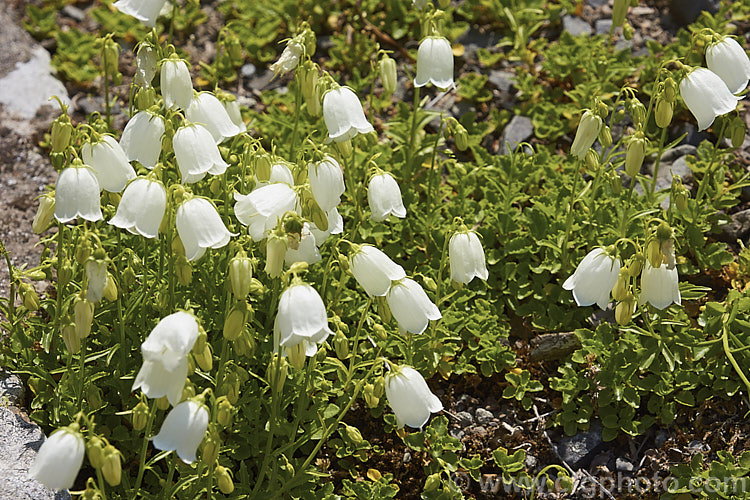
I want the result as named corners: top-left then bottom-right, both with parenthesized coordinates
top-left (289, 74), bottom-right (303, 159)
top-left (407, 86), bottom-right (421, 174)
top-left (131, 399), bottom-right (158, 498)
top-left (560, 160), bottom-right (582, 274)
top-left (648, 126), bottom-right (668, 197)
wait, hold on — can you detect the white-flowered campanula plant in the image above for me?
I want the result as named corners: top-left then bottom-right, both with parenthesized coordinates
top-left (414, 36), bottom-right (454, 90)
top-left (186, 92), bottom-right (245, 144)
top-left (160, 56), bottom-right (194, 110)
top-left (175, 197), bottom-right (235, 261)
top-left (705, 36), bottom-right (750, 95)
top-left (173, 123), bottom-right (229, 184)
top-left (274, 281), bottom-right (333, 357)
top-left (563, 247), bottom-right (621, 310)
top-left (284, 223), bottom-right (322, 266)
top-left (679, 67), bottom-right (740, 131)
top-left (386, 278), bottom-right (442, 334)
top-left (308, 156), bottom-right (345, 212)
top-left (54, 160), bottom-right (103, 223)
top-left (385, 364), bottom-right (443, 429)
top-left (132, 311), bottom-right (200, 406)
top-left (112, 0), bottom-right (167, 27)
top-left (349, 244), bottom-right (406, 297)
top-left (29, 424), bottom-right (85, 491)
top-left (368, 172), bottom-right (406, 222)
top-left (322, 86), bottom-right (374, 143)
top-left (152, 399), bottom-right (209, 463)
top-left (119, 110), bottom-right (165, 169)
top-left (639, 261), bottom-right (681, 310)
top-left (449, 229), bottom-right (489, 285)
top-left (109, 177), bottom-right (167, 239)
top-left (234, 182), bottom-right (299, 241)
top-left (81, 135), bottom-right (136, 193)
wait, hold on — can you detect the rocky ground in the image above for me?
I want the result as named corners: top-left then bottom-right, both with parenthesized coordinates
top-left (1, 0), bottom-right (749, 498)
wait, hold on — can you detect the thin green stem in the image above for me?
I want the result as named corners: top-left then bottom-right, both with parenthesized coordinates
top-left (648, 126), bottom-right (668, 196)
top-left (163, 454), bottom-right (177, 499)
top-left (131, 400), bottom-right (159, 498)
top-left (560, 161), bottom-right (582, 274)
top-left (407, 86), bottom-right (421, 174)
top-left (289, 75), bottom-right (303, 159)
top-left (722, 310), bottom-right (750, 396)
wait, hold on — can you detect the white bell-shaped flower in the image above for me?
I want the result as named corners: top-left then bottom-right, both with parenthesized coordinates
top-left (368, 172), bottom-right (406, 222)
top-left (309, 207), bottom-right (343, 244)
top-left (173, 123), bottom-right (229, 184)
top-left (639, 261), bottom-right (681, 310)
top-left (152, 399), bottom-right (209, 463)
top-left (570, 110), bottom-right (602, 159)
top-left (706, 37), bottom-right (750, 95)
top-left (275, 282), bottom-right (333, 350)
top-left (270, 40), bottom-right (304, 77)
top-left (119, 110), bottom-right (165, 169)
top-left (81, 135), bottom-right (136, 193)
top-left (160, 57), bottom-right (193, 110)
top-left (134, 45), bottom-right (158, 88)
top-left (29, 425), bottom-right (85, 491)
top-left (54, 162), bottom-right (102, 223)
top-left (308, 156), bottom-right (345, 211)
top-left (257, 162), bottom-right (295, 187)
top-left (449, 231), bottom-right (489, 284)
top-left (112, 0), bottom-right (167, 27)
top-left (222, 98), bottom-right (246, 132)
top-left (234, 183), bottom-right (298, 241)
top-left (285, 223), bottom-right (321, 266)
top-left (386, 278), bottom-right (441, 334)
top-left (563, 248), bottom-right (621, 310)
top-left (679, 67), bottom-right (741, 131)
top-left (85, 259), bottom-right (108, 303)
top-left (414, 37), bottom-right (454, 89)
top-left (186, 92), bottom-right (245, 144)
top-left (385, 365), bottom-right (443, 429)
top-left (176, 198), bottom-right (235, 261)
top-left (322, 87), bottom-right (374, 143)
top-left (109, 178), bottom-right (167, 238)
top-left (350, 245), bottom-right (406, 297)
top-left (132, 311), bottom-right (199, 405)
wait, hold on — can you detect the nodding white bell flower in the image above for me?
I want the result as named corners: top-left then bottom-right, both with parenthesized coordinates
top-left (81, 135), bottom-right (136, 193)
top-left (274, 282), bottom-right (333, 350)
top-left (368, 172), bottom-right (406, 222)
top-left (679, 67), bottom-right (741, 131)
top-left (414, 37), bottom-right (454, 89)
top-left (308, 156), bottom-right (345, 212)
top-left (221, 98), bottom-right (246, 133)
top-left (176, 197), bottom-right (235, 261)
top-left (152, 399), bottom-right (209, 464)
top-left (309, 207), bottom-right (343, 245)
top-left (85, 259), bottom-right (108, 303)
top-left (322, 87), bottom-right (374, 143)
top-left (134, 45), bottom-right (158, 88)
top-left (257, 162), bottom-right (295, 187)
top-left (160, 57), bottom-right (193, 110)
top-left (639, 261), bottom-right (681, 310)
top-left (119, 110), bottom-right (165, 169)
top-left (570, 110), bottom-right (603, 159)
top-left (386, 278), bottom-right (441, 334)
top-left (173, 123), bottom-right (229, 184)
top-left (234, 183), bottom-right (298, 241)
top-left (449, 231), bottom-right (489, 284)
top-left (112, 0), bottom-right (167, 27)
top-left (29, 425), bottom-right (85, 491)
top-left (186, 92), bottom-right (245, 144)
top-left (563, 248), bottom-right (621, 310)
top-left (285, 223), bottom-right (321, 266)
top-left (350, 245), bottom-right (406, 297)
top-left (54, 162), bottom-right (103, 223)
top-left (385, 365), bottom-right (443, 429)
top-left (109, 178), bottom-right (167, 238)
top-left (706, 37), bottom-right (750, 95)
top-left (132, 311), bottom-right (200, 406)
top-left (270, 40), bottom-right (304, 77)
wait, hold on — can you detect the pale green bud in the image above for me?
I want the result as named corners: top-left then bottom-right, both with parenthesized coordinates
top-left (570, 110), bottom-right (602, 159)
top-left (611, 270), bottom-right (629, 302)
top-left (730, 115), bottom-right (746, 149)
top-left (625, 135), bottom-right (647, 178)
top-left (255, 152), bottom-right (272, 182)
top-left (344, 424), bottom-right (364, 444)
top-left (216, 465), bottom-right (234, 494)
top-left (380, 55), bottom-right (397, 96)
top-left (102, 445), bottom-right (122, 486)
top-left (455, 123), bottom-right (469, 151)
top-left (216, 396), bottom-right (232, 428)
top-left (334, 330), bottom-right (349, 359)
top-left (655, 98), bottom-right (673, 128)
top-left (176, 255), bottom-right (192, 286)
top-left (62, 323), bottom-right (80, 353)
top-left (615, 294), bottom-right (636, 326)
top-left (20, 282), bottom-right (39, 311)
top-left (132, 401), bottom-right (149, 431)
top-left (287, 342), bottom-right (307, 370)
top-left (195, 343), bottom-right (213, 372)
top-left (267, 354), bottom-right (288, 394)
top-left (32, 194), bottom-right (56, 234)
top-left (229, 254), bottom-right (253, 299)
top-left (598, 125), bottom-right (612, 149)
top-left (265, 233), bottom-right (287, 278)
top-left (87, 436), bottom-right (106, 469)
top-left (157, 396), bottom-right (170, 410)
top-left (425, 473), bottom-right (441, 492)
top-left (50, 114), bottom-right (73, 154)
top-left (102, 273), bottom-right (118, 301)
top-left (223, 302), bottom-right (247, 341)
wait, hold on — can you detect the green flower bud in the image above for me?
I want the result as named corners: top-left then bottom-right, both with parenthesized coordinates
top-left (730, 115), bottom-right (746, 149)
top-left (611, 270), bottom-right (629, 302)
top-left (195, 343), bottom-right (213, 372)
top-left (344, 424), bottom-right (364, 445)
top-left (223, 302), bottom-right (247, 341)
top-left (20, 282), bottom-right (39, 311)
top-left (625, 135), bottom-right (647, 178)
top-left (623, 22), bottom-right (634, 40)
top-left (233, 329), bottom-right (256, 357)
top-left (157, 395), bottom-right (170, 410)
top-left (363, 383), bottom-right (379, 408)
top-left (615, 294), bottom-right (636, 326)
top-left (425, 473), bottom-right (441, 492)
top-left (32, 194), bottom-right (56, 234)
top-left (570, 110), bottom-right (602, 159)
top-left (102, 273), bottom-right (118, 301)
top-left (655, 98), bottom-right (673, 128)
top-left (216, 465), bottom-right (234, 494)
top-left (217, 396), bottom-right (233, 428)
top-left (674, 183), bottom-right (689, 211)
top-left (225, 32), bottom-right (243, 62)
top-left (612, 0), bottom-right (628, 27)
top-left (455, 123), bottom-right (469, 151)
top-left (176, 255), bottom-right (192, 286)
top-left (229, 254), bottom-right (253, 299)
top-left (255, 152), bottom-right (272, 182)
top-left (59, 264), bottom-right (73, 288)
top-left (287, 342), bottom-right (307, 370)
top-left (646, 239), bottom-right (662, 269)
top-left (609, 171), bottom-right (623, 194)
top-left (334, 330), bottom-right (349, 359)
top-left (380, 54), bottom-right (398, 96)
top-left (663, 78), bottom-right (676, 103)
top-left (202, 431), bottom-right (220, 465)
top-left (50, 114), bottom-right (73, 154)
top-left (122, 265), bottom-right (136, 288)
top-left (87, 385), bottom-right (103, 409)
top-left (265, 233), bottom-right (287, 278)
top-left (598, 125), bottom-right (612, 149)
top-left (62, 323), bottom-right (80, 353)
top-left (135, 87), bottom-right (156, 110)
top-left (336, 139), bottom-right (352, 158)
top-left (102, 37), bottom-right (120, 77)
top-left (87, 436), bottom-right (106, 469)
top-left (267, 354), bottom-right (288, 394)
top-left (75, 235), bottom-right (92, 265)
top-left (102, 445), bottom-right (122, 486)
top-left (300, 60), bottom-right (318, 102)
top-left (81, 479), bottom-right (102, 500)
top-left (132, 401), bottom-right (149, 431)
top-left (585, 149), bottom-right (600, 172)
top-left (629, 100), bottom-right (646, 128)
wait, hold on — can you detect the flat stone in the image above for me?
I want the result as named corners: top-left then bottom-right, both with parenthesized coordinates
top-left (240, 63), bottom-right (256, 78)
top-left (0, 373), bottom-right (23, 405)
top-left (669, 0), bottom-right (720, 26)
top-left (595, 19), bottom-right (613, 35)
top-left (501, 115), bottom-right (533, 154)
top-left (61, 5), bottom-right (86, 21)
top-left (488, 70), bottom-right (515, 92)
top-left (653, 155), bottom-right (693, 193)
top-left (0, 46), bottom-right (69, 120)
top-left (555, 421), bottom-right (604, 469)
top-left (563, 16), bottom-right (593, 37)
top-left (658, 144), bottom-right (697, 164)
top-left (0, 408), bottom-right (71, 500)
top-left (719, 209), bottom-right (750, 242)
top-left (587, 0), bottom-right (608, 6)
top-left (475, 408), bottom-right (494, 425)
top-left (456, 411), bottom-right (474, 427)
top-left (616, 457), bottom-right (634, 472)
top-left (687, 440), bottom-right (710, 454)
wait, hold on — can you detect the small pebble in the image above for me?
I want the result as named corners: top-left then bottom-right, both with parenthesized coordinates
top-left (456, 411), bottom-right (473, 427)
top-left (475, 408), bottom-right (494, 425)
top-left (616, 457), bottom-right (634, 472)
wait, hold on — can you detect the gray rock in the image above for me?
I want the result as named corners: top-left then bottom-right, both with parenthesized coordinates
top-left (475, 408), bottom-right (494, 425)
top-left (456, 28), bottom-right (500, 58)
top-left (61, 5), bottom-right (86, 21)
top-left (525, 453), bottom-right (538, 470)
top-left (742, 185), bottom-right (750, 203)
top-left (563, 16), bottom-right (593, 37)
top-left (0, 46), bottom-right (69, 120)
top-left (658, 144), bottom-right (697, 164)
top-left (653, 155), bottom-right (693, 193)
top-left (676, 122), bottom-right (711, 147)
top-left (488, 70), bottom-right (515, 92)
top-left (240, 63), bottom-right (257, 78)
top-left (456, 411), bottom-right (474, 427)
top-left (654, 430), bottom-right (669, 448)
top-left (719, 209), bottom-right (750, 242)
top-left (0, 408), bottom-right (71, 499)
top-left (473, 425), bottom-right (488, 438)
top-left (403, 451), bottom-right (412, 463)
top-left (450, 428), bottom-right (466, 440)
top-left (669, 0), bottom-right (720, 26)
top-left (588, 0), bottom-right (608, 6)
top-left (687, 440), bottom-right (710, 454)
top-left (501, 115), bottom-right (534, 154)
top-left (616, 457), bottom-right (634, 472)
top-left (555, 421), bottom-right (604, 469)
top-left (595, 19), bottom-right (613, 35)
top-left (0, 373), bottom-right (23, 405)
